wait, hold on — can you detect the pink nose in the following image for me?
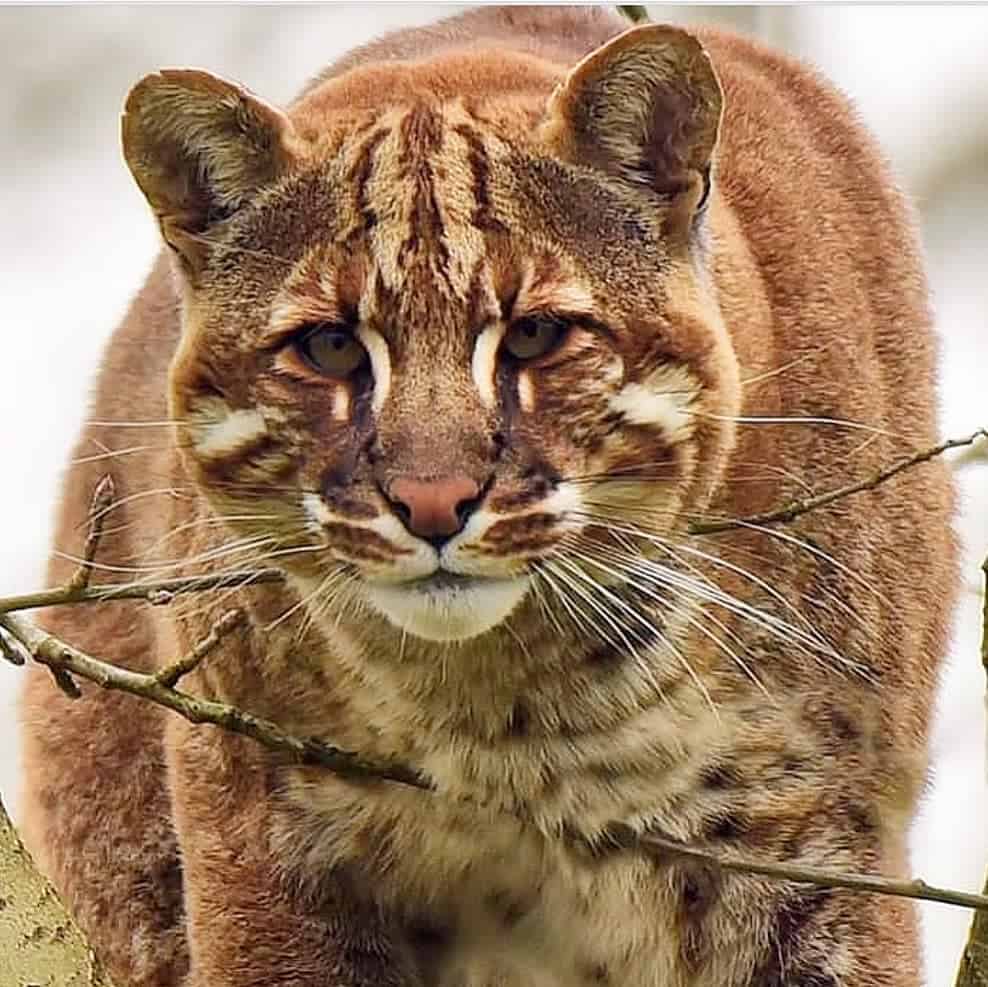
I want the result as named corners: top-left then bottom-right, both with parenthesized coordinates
top-left (387, 474), bottom-right (481, 541)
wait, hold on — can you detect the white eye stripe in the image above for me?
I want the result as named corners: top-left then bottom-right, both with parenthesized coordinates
top-left (517, 368), bottom-right (536, 414)
top-left (471, 321), bottom-right (504, 410)
top-left (332, 384), bottom-right (350, 422)
top-left (357, 326), bottom-right (391, 413)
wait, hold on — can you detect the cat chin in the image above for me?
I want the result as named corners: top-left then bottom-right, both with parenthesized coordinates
top-left (363, 575), bottom-right (531, 642)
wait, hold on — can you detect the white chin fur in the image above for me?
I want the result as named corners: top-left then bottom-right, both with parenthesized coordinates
top-left (364, 577), bottom-right (530, 642)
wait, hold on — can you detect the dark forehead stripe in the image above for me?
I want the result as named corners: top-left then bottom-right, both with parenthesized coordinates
top-left (348, 128), bottom-right (390, 235)
top-left (452, 122), bottom-right (507, 234)
top-left (396, 105), bottom-right (452, 285)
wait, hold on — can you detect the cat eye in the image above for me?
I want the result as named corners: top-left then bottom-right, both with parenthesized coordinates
top-left (294, 324), bottom-right (368, 378)
top-left (502, 315), bottom-right (569, 362)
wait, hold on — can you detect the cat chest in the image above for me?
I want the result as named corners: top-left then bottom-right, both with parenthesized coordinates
top-left (418, 843), bottom-right (686, 987)
top-left (279, 769), bottom-right (695, 987)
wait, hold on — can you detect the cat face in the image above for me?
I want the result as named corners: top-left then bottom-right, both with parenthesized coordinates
top-left (124, 29), bottom-right (740, 642)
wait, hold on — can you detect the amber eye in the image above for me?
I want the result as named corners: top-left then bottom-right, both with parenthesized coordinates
top-left (502, 315), bottom-right (569, 362)
top-left (295, 324), bottom-right (367, 378)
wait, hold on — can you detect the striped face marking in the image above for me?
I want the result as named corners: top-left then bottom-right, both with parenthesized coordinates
top-left (472, 322), bottom-right (504, 411)
top-left (357, 326), bottom-right (392, 413)
top-left (177, 94), bottom-right (716, 649)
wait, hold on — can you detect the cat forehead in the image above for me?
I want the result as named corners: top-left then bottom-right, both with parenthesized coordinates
top-left (264, 106), bottom-right (607, 332)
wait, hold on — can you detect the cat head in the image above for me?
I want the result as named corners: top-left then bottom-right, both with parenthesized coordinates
top-left (122, 24), bottom-right (740, 644)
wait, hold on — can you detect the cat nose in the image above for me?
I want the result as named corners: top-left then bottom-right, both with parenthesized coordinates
top-left (387, 474), bottom-right (481, 545)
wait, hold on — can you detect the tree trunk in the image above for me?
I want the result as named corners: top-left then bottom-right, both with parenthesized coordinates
top-left (0, 796), bottom-right (115, 986)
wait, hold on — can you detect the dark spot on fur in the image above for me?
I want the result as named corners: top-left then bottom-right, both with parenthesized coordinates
top-left (406, 916), bottom-right (451, 948)
top-left (782, 755), bottom-right (807, 776)
top-left (749, 891), bottom-right (833, 986)
top-left (584, 642), bottom-right (626, 669)
top-left (791, 974), bottom-right (838, 987)
top-left (700, 762), bottom-right (739, 790)
top-left (506, 701), bottom-right (531, 737)
top-left (582, 962), bottom-right (610, 983)
top-left (845, 800), bottom-right (876, 835)
top-left (484, 889), bottom-right (534, 929)
top-left (143, 855), bottom-right (184, 935)
top-left (588, 758), bottom-right (623, 782)
top-left (675, 866), bottom-right (720, 971)
top-left (708, 812), bottom-right (747, 842)
top-left (828, 706), bottom-right (860, 745)
top-left (679, 871), bottom-right (716, 917)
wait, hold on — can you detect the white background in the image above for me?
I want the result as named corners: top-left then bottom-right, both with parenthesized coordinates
top-left (0, 5), bottom-right (986, 984)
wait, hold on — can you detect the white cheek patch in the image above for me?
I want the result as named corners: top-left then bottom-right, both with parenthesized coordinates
top-left (608, 363), bottom-right (700, 444)
top-left (358, 326), bottom-right (391, 413)
top-left (471, 322), bottom-right (504, 410)
top-left (302, 491), bottom-right (333, 538)
top-left (193, 405), bottom-right (269, 460)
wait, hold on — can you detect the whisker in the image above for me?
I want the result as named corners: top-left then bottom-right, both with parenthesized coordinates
top-left (738, 353), bottom-right (816, 388)
top-left (71, 445), bottom-right (157, 465)
top-left (86, 419), bottom-right (190, 429)
top-left (687, 411), bottom-right (900, 440)
top-left (553, 551), bottom-right (717, 716)
top-left (266, 566), bottom-right (347, 632)
top-left (571, 537), bottom-right (770, 700)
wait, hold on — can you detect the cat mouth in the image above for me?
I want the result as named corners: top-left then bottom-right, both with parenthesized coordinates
top-left (363, 569), bottom-right (531, 643)
top-left (404, 570), bottom-right (486, 594)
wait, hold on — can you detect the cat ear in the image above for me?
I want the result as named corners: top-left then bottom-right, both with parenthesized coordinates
top-left (542, 24), bottom-right (722, 220)
top-left (122, 69), bottom-right (301, 270)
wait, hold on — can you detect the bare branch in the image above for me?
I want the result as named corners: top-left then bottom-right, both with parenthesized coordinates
top-left (6, 604), bottom-right (988, 913)
top-left (0, 626), bottom-right (26, 666)
top-left (689, 428), bottom-right (988, 536)
top-left (0, 610), bottom-right (428, 792)
top-left (635, 830), bottom-right (988, 912)
top-left (154, 608), bottom-right (245, 688)
top-left (66, 474), bottom-right (115, 591)
top-left (0, 567), bottom-right (286, 616)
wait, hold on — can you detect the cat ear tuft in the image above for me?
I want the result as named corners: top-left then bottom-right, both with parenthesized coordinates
top-left (542, 25), bottom-right (722, 215)
top-left (122, 69), bottom-right (301, 269)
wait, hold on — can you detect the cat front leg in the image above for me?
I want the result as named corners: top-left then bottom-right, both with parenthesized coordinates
top-left (169, 721), bottom-right (421, 987)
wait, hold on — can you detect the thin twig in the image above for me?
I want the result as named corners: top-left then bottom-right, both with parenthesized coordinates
top-left (0, 610), bottom-right (428, 791)
top-left (952, 435), bottom-right (988, 472)
top-left (636, 831), bottom-right (988, 912)
top-left (67, 474), bottom-right (115, 591)
top-left (689, 428), bottom-right (988, 535)
top-left (0, 568), bottom-right (286, 615)
top-left (154, 608), bottom-right (245, 687)
top-left (0, 626), bottom-right (26, 666)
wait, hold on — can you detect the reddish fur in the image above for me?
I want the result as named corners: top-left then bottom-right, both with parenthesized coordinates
top-left (21, 7), bottom-right (955, 986)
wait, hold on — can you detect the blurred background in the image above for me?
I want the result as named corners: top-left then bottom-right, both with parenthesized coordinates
top-left (0, 5), bottom-right (985, 983)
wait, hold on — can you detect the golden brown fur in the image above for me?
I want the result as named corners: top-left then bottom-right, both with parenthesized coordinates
top-left (21, 7), bottom-right (955, 986)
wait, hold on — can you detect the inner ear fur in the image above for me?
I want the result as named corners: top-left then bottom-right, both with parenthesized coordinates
top-left (122, 69), bottom-right (301, 268)
top-left (542, 24), bottom-right (723, 215)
